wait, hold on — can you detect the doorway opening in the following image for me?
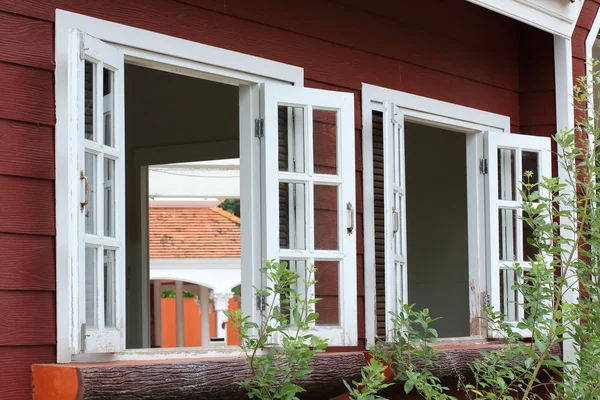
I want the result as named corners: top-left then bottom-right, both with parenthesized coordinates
top-left (404, 122), bottom-right (470, 338)
top-left (123, 64), bottom-right (243, 349)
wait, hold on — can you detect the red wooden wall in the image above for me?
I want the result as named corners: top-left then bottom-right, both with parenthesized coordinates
top-left (0, 0), bottom-right (593, 398)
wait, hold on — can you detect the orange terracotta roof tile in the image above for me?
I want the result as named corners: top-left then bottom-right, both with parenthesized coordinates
top-left (149, 208), bottom-right (240, 258)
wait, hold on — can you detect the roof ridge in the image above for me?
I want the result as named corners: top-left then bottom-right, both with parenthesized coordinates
top-left (210, 207), bottom-right (241, 225)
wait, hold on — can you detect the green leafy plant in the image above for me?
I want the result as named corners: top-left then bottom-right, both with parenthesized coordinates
top-left (368, 303), bottom-right (456, 400)
top-left (344, 358), bottom-right (393, 400)
top-left (160, 289), bottom-right (197, 298)
top-left (218, 198), bottom-right (240, 217)
top-left (227, 260), bottom-right (328, 400)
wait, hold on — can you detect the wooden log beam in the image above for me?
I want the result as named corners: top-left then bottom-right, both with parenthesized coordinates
top-left (32, 345), bottom-right (561, 400)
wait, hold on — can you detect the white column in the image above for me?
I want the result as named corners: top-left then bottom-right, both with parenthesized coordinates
top-left (211, 291), bottom-right (234, 343)
top-left (175, 280), bottom-right (184, 347)
top-left (198, 285), bottom-right (210, 347)
top-left (152, 280), bottom-right (162, 347)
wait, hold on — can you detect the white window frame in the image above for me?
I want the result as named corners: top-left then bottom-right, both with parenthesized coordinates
top-left (361, 83), bottom-right (511, 345)
top-left (55, 10), bottom-right (304, 363)
top-left (485, 131), bottom-right (552, 338)
top-left (262, 84), bottom-right (357, 346)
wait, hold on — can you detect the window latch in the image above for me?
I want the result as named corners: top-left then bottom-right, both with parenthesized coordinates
top-left (347, 202), bottom-right (355, 235)
top-left (80, 170), bottom-right (89, 211)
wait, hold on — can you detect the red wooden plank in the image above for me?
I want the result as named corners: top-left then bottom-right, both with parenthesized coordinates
top-left (0, 175), bottom-right (55, 236)
top-left (519, 125), bottom-right (556, 138)
top-left (0, 119), bottom-right (54, 180)
top-left (518, 24), bottom-right (555, 93)
top-left (0, 12), bottom-right (53, 70)
top-left (0, 291), bottom-right (56, 346)
top-left (572, 26), bottom-right (589, 60)
top-left (0, 345), bottom-right (55, 400)
top-left (174, 0), bottom-right (226, 13)
top-left (357, 296), bottom-right (365, 339)
top-left (3, 0), bottom-right (520, 109)
top-left (332, 0), bottom-right (520, 56)
top-left (226, 0), bottom-right (519, 91)
top-left (520, 91), bottom-right (557, 127)
top-left (577, 0), bottom-right (600, 30)
top-left (573, 57), bottom-right (587, 86)
top-left (0, 233), bottom-right (55, 291)
top-left (398, 62), bottom-right (520, 126)
top-left (0, 62), bottom-right (54, 126)
top-left (356, 254), bottom-right (364, 297)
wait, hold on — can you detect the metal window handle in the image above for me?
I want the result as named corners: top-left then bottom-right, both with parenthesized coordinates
top-left (346, 202), bottom-right (354, 235)
top-left (80, 170), bottom-right (89, 211)
top-left (392, 208), bottom-right (399, 234)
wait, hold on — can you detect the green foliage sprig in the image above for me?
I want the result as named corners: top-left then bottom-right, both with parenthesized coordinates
top-left (227, 260), bottom-right (328, 400)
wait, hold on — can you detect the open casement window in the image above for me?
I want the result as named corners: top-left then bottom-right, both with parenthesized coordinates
top-left (262, 83), bottom-right (358, 346)
top-left (382, 104), bottom-right (408, 341)
top-left (485, 131), bottom-right (551, 337)
top-left (74, 31), bottom-right (126, 353)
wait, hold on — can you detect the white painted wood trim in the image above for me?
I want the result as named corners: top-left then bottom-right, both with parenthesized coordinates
top-left (555, 35), bottom-right (578, 364)
top-left (361, 83), bottom-right (511, 345)
top-left (55, 10), bottom-right (303, 86)
top-left (466, 0), bottom-right (583, 39)
top-left (55, 11), bottom-right (303, 363)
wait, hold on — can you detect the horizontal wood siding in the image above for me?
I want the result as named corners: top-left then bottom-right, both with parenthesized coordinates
top-left (1, 346), bottom-right (56, 399)
top-left (0, 11), bottom-right (56, 400)
top-left (0, 0), bottom-right (581, 397)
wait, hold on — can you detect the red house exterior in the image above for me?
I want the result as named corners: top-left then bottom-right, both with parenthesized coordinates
top-left (0, 0), bottom-right (597, 398)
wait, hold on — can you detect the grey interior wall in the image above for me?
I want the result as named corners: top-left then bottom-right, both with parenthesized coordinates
top-left (124, 64), bottom-right (239, 348)
top-left (404, 122), bottom-right (470, 338)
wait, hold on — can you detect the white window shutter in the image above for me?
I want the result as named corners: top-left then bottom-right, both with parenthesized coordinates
top-left (383, 103), bottom-right (408, 340)
top-left (73, 31), bottom-right (126, 353)
top-left (485, 131), bottom-right (551, 337)
top-left (262, 83), bottom-right (357, 346)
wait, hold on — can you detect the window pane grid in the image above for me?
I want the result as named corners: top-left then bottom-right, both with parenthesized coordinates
top-left (496, 145), bottom-right (540, 323)
top-left (82, 56), bottom-right (121, 335)
top-left (277, 100), bottom-right (344, 328)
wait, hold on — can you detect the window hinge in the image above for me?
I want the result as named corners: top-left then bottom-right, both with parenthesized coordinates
top-left (479, 158), bottom-right (488, 174)
top-left (79, 32), bottom-right (85, 60)
top-left (255, 118), bottom-right (264, 138)
top-left (80, 323), bottom-right (86, 351)
top-left (256, 294), bottom-right (267, 313)
top-left (482, 293), bottom-right (491, 307)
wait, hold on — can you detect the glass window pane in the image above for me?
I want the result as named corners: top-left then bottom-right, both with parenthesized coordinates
top-left (498, 208), bottom-right (517, 262)
top-left (104, 249), bottom-right (116, 328)
top-left (103, 68), bottom-right (115, 147)
top-left (313, 109), bottom-right (337, 175)
top-left (523, 212), bottom-right (537, 261)
top-left (104, 158), bottom-right (115, 238)
top-left (278, 106), bottom-right (305, 173)
top-left (84, 61), bottom-right (95, 141)
top-left (314, 261), bottom-right (339, 326)
top-left (84, 152), bottom-right (97, 234)
top-left (280, 259), bottom-right (307, 324)
top-left (85, 247), bottom-right (98, 329)
top-left (314, 185), bottom-right (338, 250)
top-left (522, 151), bottom-right (539, 186)
top-left (279, 182), bottom-right (306, 250)
top-left (500, 268), bottom-right (518, 321)
top-left (498, 148), bottom-right (516, 200)
top-left (393, 124), bottom-right (401, 186)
